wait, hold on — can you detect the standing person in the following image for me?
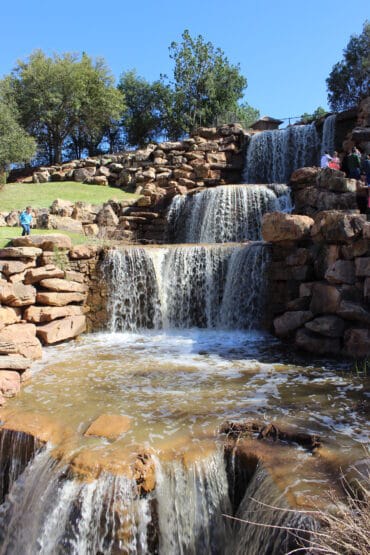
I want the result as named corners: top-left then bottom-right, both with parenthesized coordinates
top-left (328, 151), bottom-right (340, 170)
top-left (19, 206), bottom-right (33, 236)
top-left (347, 147), bottom-right (361, 179)
top-left (320, 151), bottom-right (332, 168)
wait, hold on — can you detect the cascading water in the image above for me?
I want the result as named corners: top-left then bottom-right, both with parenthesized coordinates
top-left (243, 122), bottom-right (320, 183)
top-left (320, 114), bottom-right (336, 155)
top-left (104, 244), bottom-right (269, 331)
top-left (166, 184), bottom-right (292, 243)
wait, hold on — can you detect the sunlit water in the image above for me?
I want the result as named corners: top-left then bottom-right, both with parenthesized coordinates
top-left (5, 329), bottom-right (368, 457)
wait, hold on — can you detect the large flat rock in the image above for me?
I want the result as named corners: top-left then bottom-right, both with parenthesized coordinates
top-left (24, 264), bottom-right (65, 284)
top-left (36, 292), bottom-right (87, 306)
top-left (0, 247), bottom-right (42, 259)
top-left (39, 278), bottom-right (88, 293)
top-left (262, 212), bottom-right (314, 242)
top-left (84, 414), bottom-right (132, 440)
top-left (0, 355), bottom-right (33, 370)
top-left (0, 323), bottom-right (42, 359)
top-left (0, 306), bottom-right (22, 328)
top-left (0, 282), bottom-right (36, 307)
top-left (11, 234), bottom-right (72, 251)
top-left (24, 304), bottom-right (86, 323)
top-left (36, 315), bottom-right (86, 344)
top-left (0, 259), bottom-right (36, 277)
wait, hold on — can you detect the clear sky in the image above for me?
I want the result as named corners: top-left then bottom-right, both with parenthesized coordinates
top-left (1, 0), bottom-right (368, 120)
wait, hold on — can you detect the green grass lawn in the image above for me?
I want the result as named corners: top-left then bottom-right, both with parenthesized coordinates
top-left (0, 181), bottom-right (138, 212)
top-left (0, 227), bottom-right (90, 249)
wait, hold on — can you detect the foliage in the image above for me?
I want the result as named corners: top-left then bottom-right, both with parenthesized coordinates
top-left (234, 102), bottom-right (260, 128)
top-left (167, 30), bottom-right (247, 135)
top-left (300, 106), bottom-right (328, 123)
top-left (327, 21), bottom-right (370, 111)
top-left (118, 70), bottom-right (172, 147)
top-left (6, 50), bottom-right (124, 164)
top-left (0, 82), bottom-right (36, 173)
top-left (0, 182), bottom-right (138, 212)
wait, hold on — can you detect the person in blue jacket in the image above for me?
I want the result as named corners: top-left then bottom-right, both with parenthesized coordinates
top-left (19, 206), bottom-right (33, 236)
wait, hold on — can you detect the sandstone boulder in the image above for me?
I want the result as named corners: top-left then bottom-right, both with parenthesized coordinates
top-left (36, 292), bottom-right (87, 306)
top-left (325, 260), bottom-right (355, 285)
top-left (0, 282), bottom-right (36, 306)
top-left (337, 300), bottom-right (370, 324)
top-left (72, 202), bottom-right (100, 223)
top-left (273, 310), bottom-right (313, 337)
top-left (317, 168), bottom-right (356, 192)
top-left (0, 370), bottom-right (21, 397)
top-left (50, 199), bottom-right (74, 217)
top-left (69, 245), bottom-right (98, 260)
top-left (64, 270), bottom-right (85, 283)
top-left (344, 328), bottom-right (370, 358)
top-left (24, 265), bottom-right (64, 284)
top-left (262, 213), bottom-right (314, 242)
top-left (0, 323), bottom-right (42, 359)
top-left (290, 167), bottom-right (319, 185)
top-left (87, 176), bottom-right (108, 186)
top-left (39, 278), bottom-right (88, 293)
top-left (0, 246), bottom-right (42, 259)
top-left (341, 240), bottom-right (368, 260)
top-left (36, 315), bottom-right (86, 345)
top-left (24, 304), bottom-right (86, 323)
top-left (46, 215), bottom-right (84, 234)
top-left (305, 315), bottom-right (345, 337)
top-left (0, 355), bottom-right (32, 370)
top-left (12, 234), bottom-right (72, 251)
top-left (73, 167), bottom-right (96, 182)
top-left (84, 414), bottom-right (132, 440)
top-left (354, 257), bottom-right (370, 277)
top-left (5, 211), bottom-right (20, 227)
top-left (310, 283), bottom-right (341, 314)
top-left (0, 259), bottom-right (35, 277)
top-left (83, 224), bottom-right (99, 236)
top-left (33, 171), bottom-right (49, 183)
top-left (96, 205), bottom-right (119, 227)
top-left (295, 328), bottom-right (340, 355)
top-left (311, 211), bottom-right (365, 243)
top-left (0, 306), bottom-right (21, 328)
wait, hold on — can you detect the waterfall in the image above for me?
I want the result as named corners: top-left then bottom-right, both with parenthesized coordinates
top-left (104, 244), bottom-right (269, 331)
top-left (227, 463), bottom-right (316, 555)
top-left (320, 114), bottom-right (336, 156)
top-left (243, 123), bottom-right (320, 183)
top-left (155, 450), bottom-right (232, 554)
top-left (166, 184), bottom-right (292, 243)
top-left (0, 450), bottom-right (151, 555)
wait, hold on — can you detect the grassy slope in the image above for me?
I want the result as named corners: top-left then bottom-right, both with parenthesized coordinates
top-left (0, 182), bottom-right (138, 212)
top-left (0, 227), bottom-right (91, 248)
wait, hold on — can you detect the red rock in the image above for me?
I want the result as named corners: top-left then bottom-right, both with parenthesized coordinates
top-left (0, 259), bottom-right (35, 277)
top-left (262, 213), bottom-right (314, 242)
top-left (0, 282), bottom-right (36, 306)
top-left (69, 245), bottom-right (98, 260)
top-left (24, 265), bottom-right (64, 284)
top-left (39, 278), bottom-right (88, 293)
top-left (36, 315), bottom-right (86, 345)
top-left (36, 292), bottom-right (87, 306)
top-left (11, 234), bottom-right (72, 251)
top-left (0, 323), bottom-right (42, 359)
top-left (0, 370), bottom-right (21, 398)
top-left (24, 305), bottom-right (86, 323)
top-left (310, 283), bottom-right (341, 314)
top-left (84, 414), bottom-right (132, 439)
top-left (0, 306), bottom-right (22, 329)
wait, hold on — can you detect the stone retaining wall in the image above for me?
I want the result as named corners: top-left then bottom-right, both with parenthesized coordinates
top-left (263, 208), bottom-right (370, 358)
top-left (0, 234), bottom-right (102, 405)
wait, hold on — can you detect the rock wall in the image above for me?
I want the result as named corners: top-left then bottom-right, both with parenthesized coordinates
top-left (263, 208), bottom-right (370, 358)
top-left (0, 234), bottom-right (102, 405)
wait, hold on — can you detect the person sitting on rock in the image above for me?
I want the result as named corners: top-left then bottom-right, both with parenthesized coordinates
top-left (347, 147), bottom-right (361, 179)
top-left (328, 151), bottom-right (340, 170)
top-left (19, 206), bottom-right (33, 236)
top-left (320, 151), bottom-right (332, 168)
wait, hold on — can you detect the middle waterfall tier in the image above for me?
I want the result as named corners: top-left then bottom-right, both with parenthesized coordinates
top-left (166, 184), bottom-right (291, 243)
top-left (104, 244), bottom-right (269, 332)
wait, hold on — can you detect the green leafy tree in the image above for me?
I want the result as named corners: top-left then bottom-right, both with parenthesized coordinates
top-left (8, 50), bottom-right (124, 164)
top-left (234, 102), bottom-right (260, 128)
top-left (300, 106), bottom-right (327, 123)
top-left (118, 70), bottom-right (172, 147)
top-left (167, 30), bottom-right (247, 134)
top-left (0, 82), bottom-right (35, 181)
top-left (327, 21), bottom-right (370, 111)
top-left (69, 54), bottom-right (124, 158)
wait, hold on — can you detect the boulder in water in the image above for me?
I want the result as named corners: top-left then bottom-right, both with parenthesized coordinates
top-left (36, 315), bottom-right (86, 344)
top-left (84, 414), bottom-right (132, 440)
top-left (273, 310), bottom-right (313, 337)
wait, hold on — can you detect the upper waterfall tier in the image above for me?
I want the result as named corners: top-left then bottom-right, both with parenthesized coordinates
top-left (104, 244), bottom-right (269, 332)
top-left (320, 114), bottom-right (336, 156)
top-left (166, 184), bottom-right (291, 243)
top-left (243, 123), bottom-right (320, 183)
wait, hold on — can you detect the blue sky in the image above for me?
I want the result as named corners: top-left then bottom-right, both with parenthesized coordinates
top-left (1, 0), bottom-right (368, 120)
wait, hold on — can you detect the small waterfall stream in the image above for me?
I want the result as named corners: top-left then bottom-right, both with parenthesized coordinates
top-left (320, 114), bottom-right (336, 155)
top-left (243, 122), bottom-right (320, 183)
top-left (166, 184), bottom-right (291, 243)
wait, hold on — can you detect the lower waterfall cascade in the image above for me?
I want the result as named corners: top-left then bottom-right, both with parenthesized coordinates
top-left (166, 184), bottom-right (292, 243)
top-left (103, 244), bottom-right (270, 331)
top-left (243, 122), bottom-right (320, 183)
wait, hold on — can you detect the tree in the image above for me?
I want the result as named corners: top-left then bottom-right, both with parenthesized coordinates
top-left (327, 21), bottom-right (370, 111)
top-left (300, 106), bottom-right (327, 123)
top-left (7, 50), bottom-right (124, 164)
top-left (167, 30), bottom-right (247, 134)
top-left (118, 70), bottom-right (172, 147)
top-left (0, 83), bottom-right (35, 181)
top-left (234, 102), bottom-right (260, 128)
